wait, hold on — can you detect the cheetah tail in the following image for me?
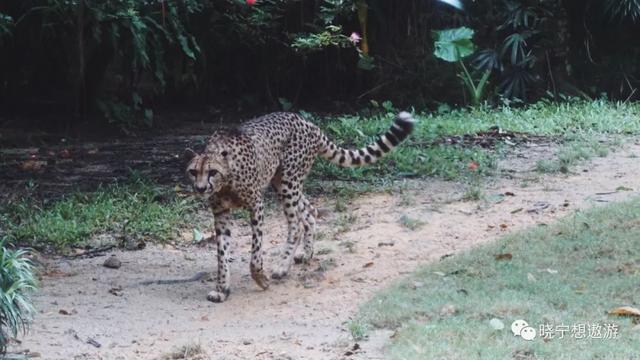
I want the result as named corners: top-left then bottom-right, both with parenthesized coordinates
top-left (319, 111), bottom-right (416, 168)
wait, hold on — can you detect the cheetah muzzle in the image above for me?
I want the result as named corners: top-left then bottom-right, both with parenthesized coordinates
top-left (186, 111), bottom-right (416, 302)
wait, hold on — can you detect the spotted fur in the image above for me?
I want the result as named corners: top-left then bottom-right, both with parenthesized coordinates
top-left (186, 112), bottom-right (415, 302)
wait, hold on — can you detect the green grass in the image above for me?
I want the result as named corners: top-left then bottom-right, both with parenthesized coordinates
top-left (356, 199), bottom-right (640, 359)
top-left (536, 135), bottom-right (616, 174)
top-left (160, 343), bottom-right (207, 360)
top-left (0, 179), bottom-right (197, 250)
top-left (312, 100), bottom-right (640, 182)
top-left (0, 245), bottom-right (37, 354)
top-left (348, 319), bottom-right (369, 341)
top-left (399, 214), bottom-right (425, 231)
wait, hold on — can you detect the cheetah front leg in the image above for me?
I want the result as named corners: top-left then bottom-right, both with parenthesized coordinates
top-left (249, 200), bottom-right (269, 290)
top-left (208, 209), bottom-right (232, 303)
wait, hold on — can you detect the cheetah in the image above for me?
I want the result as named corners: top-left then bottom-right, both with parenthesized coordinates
top-left (186, 111), bottom-right (415, 302)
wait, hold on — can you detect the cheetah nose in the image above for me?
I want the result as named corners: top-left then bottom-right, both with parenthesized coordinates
top-left (195, 186), bottom-right (207, 193)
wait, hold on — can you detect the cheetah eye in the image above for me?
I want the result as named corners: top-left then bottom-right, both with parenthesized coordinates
top-left (188, 169), bottom-right (197, 177)
top-left (208, 169), bottom-right (218, 177)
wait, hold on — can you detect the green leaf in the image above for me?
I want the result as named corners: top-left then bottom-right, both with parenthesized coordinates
top-left (178, 34), bottom-right (195, 60)
top-left (143, 109), bottom-right (153, 127)
top-left (279, 97), bottom-right (292, 111)
top-left (357, 54), bottom-right (375, 70)
top-left (433, 27), bottom-right (476, 62)
top-left (193, 228), bottom-right (204, 242)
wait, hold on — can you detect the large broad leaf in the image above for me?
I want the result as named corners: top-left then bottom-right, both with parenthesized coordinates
top-left (433, 27), bottom-right (476, 63)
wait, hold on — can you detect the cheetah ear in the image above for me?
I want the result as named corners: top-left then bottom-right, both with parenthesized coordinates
top-left (183, 148), bottom-right (197, 162)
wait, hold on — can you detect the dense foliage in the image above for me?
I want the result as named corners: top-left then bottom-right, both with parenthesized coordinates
top-left (2, 0), bottom-right (640, 129)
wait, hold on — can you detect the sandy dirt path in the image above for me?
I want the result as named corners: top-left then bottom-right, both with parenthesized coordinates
top-left (11, 140), bottom-right (640, 360)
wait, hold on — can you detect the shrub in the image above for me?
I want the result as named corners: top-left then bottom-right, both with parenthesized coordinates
top-left (0, 245), bottom-right (37, 354)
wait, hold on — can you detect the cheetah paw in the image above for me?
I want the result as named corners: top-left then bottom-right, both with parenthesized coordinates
top-left (251, 269), bottom-right (270, 290)
top-left (206, 289), bottom-right (229, 303)
top-left (271, 268), bottom-right (289, 280)
top-left (294, 253), bottom-right (312, 264)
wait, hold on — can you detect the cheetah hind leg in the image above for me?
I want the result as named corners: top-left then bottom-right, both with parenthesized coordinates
top-left (294, 196), bottom-right (316, 264)
top-left (271, 193), bottom-right (304, 279)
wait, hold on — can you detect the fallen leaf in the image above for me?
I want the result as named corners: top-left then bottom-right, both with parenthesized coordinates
top-left (609, 306), bottom-right (640, 317)
top-left (345, 343), bottom-right (361, 356)
top-left (499, 223), bottom-right (508, 230)
top-left (21, 160), bottom-right (47, 171)
top-left (59, 149), bottom-right (72, 158)
top-left (193, 228), bottom-right (204, 243)
top-left (59, 309), bottom-right (73, 315)
top-left (495, 253), bottom-right (513, 261)
top-left (511, 208), bottom-right (523, 214)
top-left (86, 338), bottom-right (101, 348)
top-left (504, 191), bottom-right (516, 196)
top-left (108, 287), bottom-right (123, 296)
top-left (378, 241), bottom-right (395, 247)
top-left (527, 202), bottom-right (550, 213)
top-left (363, 262), bottom-right (374, 268)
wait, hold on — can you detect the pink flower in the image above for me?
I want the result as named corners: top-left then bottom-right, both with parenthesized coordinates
top-left (468, 161), bottom-right (479, 171)
top-left (246, 0), bottom-right (256, 5)
top-left (349, 32), bottom-right (361, 44)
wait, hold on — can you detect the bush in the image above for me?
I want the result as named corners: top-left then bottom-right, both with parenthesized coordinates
top-left (0, 245), bottom-right (37, 354)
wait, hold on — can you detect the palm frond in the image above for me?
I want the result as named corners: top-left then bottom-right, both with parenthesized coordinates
top-left (605, 0), bottom-right (640, 22)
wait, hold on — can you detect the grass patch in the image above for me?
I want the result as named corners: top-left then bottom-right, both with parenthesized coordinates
top-left (348, 319), bottom-right (369, 341)
top-left (357, 198), bottom-right (640, 359)
top-left (335, 213), bottom-right (358, 233)
top-left (462, 184), bottom-right (484, 201)
top-left (0, 178), bottom-right (197, 250)
top-left (160, 343), bottom-right (207, 360)
top-left (311, 100), bottom-right (640, 183)
top-left (536, 136), bottom-right (617, 174)
top-left (399, 214), bottom-right (425, 231)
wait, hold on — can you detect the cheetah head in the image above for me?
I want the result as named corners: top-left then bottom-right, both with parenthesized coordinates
top-left (185, 150), bottom-right (231, 195)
